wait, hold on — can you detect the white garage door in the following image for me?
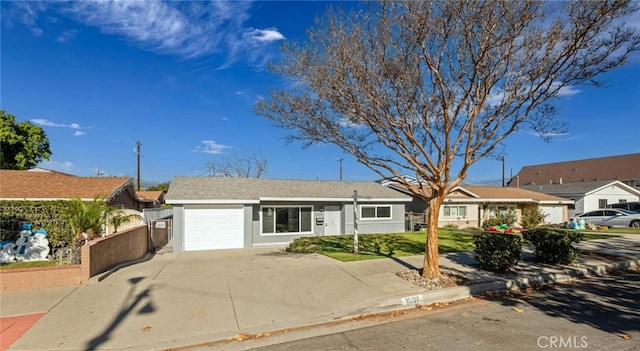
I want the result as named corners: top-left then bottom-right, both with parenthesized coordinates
top-left (540, 206), bottom-right (563, 225)
top-left (184, 207), bottom-right (244, 251)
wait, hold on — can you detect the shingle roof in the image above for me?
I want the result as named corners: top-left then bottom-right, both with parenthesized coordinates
top-left (509, 153), bottom-right (640, 186)
top-left (165, 177), bottom-right (411, 202)
top-left (0, 170), bottom-right (133, 200)
top-left (384, 180), bottom-right (571, 203)
top-left (519, 180), bottom-right (637, 196)
top-left (462, 186), bottom-right (571, 202)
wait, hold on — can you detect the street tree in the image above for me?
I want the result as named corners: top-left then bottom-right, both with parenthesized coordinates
top-left (146, 182), bottom-right (171, 192)
top-left (255, 1), bottom-right (640, 278)
top-left (206, 153), bottom-right (268, 178)
top-left (1, 110), bottom-right (51, 170)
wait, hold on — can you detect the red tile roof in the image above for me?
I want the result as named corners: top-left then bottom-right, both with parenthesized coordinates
top-left (0, 170), bottom-right (132, 200)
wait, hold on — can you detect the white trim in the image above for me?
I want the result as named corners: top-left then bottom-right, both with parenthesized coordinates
top-left (585, 180), bottom-right (640, 197)
top-left (258, 196), bottom-right (409, 202)
top-left (166, 199), bottom-right (258, 205)
top-left (360, 205), bottom-right (393, 220)
top-left (445, 198), bottom-right (538, 203)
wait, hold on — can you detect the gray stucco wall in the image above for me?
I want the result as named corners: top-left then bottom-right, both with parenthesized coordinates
top-left (172, 205), bottom-right (184, 252)
top-left (343, 203), bottom-right (406, 234)
top-left (250, 202), bottom-right (330, 247)
top-left (172, 200), bottom-right (408, 251)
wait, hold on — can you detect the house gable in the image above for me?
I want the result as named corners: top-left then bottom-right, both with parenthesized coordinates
top-left (0, 170), bottom-right (138, 210)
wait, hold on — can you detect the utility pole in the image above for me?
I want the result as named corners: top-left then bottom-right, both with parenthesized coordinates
top-left (501, 156), bottom-right (505, 187)
top-left (136, 141), bottom-right (141, 191)
top-left (338, 158), bottom-right (343, 181)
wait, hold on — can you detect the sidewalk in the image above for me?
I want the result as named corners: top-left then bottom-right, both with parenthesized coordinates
top-left (2, 235), bottom-right (639, 351)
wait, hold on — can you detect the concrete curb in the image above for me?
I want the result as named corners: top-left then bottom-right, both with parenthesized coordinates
top-left (338, 258), bottom-right (640, 318)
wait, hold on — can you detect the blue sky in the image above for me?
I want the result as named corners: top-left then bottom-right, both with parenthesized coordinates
top-left (2, 1), bottom-right (639, 185)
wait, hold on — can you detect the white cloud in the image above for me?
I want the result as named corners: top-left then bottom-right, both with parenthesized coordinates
top-left (5, 1), bottom-right (285, 67)
top-left (248, 28), bottom-right (285, 42)
top-left (32, 118), bottom-right (86, 135)
top-left (56, 30), bottom-right (77, 42)
top-left (32, 118), bottom-right (83, 129)
top-left (194, 140), bottom-right (231, 154)
top-left (551, 82), bottom-right (581, 97)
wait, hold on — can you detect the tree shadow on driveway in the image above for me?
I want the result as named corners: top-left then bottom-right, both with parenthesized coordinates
top-left (493, 270), bottom-right (640, 336)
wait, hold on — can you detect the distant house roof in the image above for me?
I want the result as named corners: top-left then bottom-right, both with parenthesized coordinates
top-left (0, 169), bottom-right (134, 202)
top-left (166, 177), bottom-right (412, 204)
top-left (520, 180), bottom-right (640, 198)
top-left (458, 186), bottom-right (572, 204)
top-left (383, 179), bottom-right (571, 204)
top-left (508, 153), bottom-right (640, 187)
top-left (136, 191), bottom-right (165, 203)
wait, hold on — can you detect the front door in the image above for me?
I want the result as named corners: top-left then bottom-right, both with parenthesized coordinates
top-left (324, 205), bottom-right (341, 235)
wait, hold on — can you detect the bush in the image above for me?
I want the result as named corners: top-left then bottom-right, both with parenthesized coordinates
top-left (523, 228), bottom-right (583, 265)
top-left (286, 237), bottom-right (322, 253)
top-left (520, 206), bottom-right (547, 229)
top-left (482, 210), bottom-right (517, 228)
top-left (473, 232), bottom-right (523, 272)
top-left (481, 217), bottom-right (502, 228)
top-left (0, 200), bottom-right (72, 248)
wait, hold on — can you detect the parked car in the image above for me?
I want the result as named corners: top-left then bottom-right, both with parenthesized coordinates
top-left (607, 201), bottom-right (640, 213)
top-left (575, 208), bottom-right (640, 228)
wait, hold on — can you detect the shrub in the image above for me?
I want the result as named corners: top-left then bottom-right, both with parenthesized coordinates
top-left (360, 235), bottom-right (400, 256)
top-left (473, 232), bottom-right (523, 272)
top-left (286, 237), bottom-right (322, 253)
top-left (482, 217), bottom-right (503, 228)
top-left (0, 200), bottom-right (72, 248)
top-left (523, 228), bottom-right (583, 265)
top-left (520, 206), bottom-right (547, 229)
top-left (482, 210), bottom-right (517, 228)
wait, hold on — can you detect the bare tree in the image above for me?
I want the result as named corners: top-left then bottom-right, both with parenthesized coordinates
top-left (255, 1), bottom-right (639, 278)
top-left (206, 153), bottom-right (268, 178)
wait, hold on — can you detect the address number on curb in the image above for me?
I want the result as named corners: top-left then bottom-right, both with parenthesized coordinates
top-left (401, 295), bottom-right (423, 306)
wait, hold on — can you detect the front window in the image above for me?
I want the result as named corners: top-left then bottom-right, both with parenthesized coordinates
top-left (487, 205), bottom-right (516, 218)
top-left (261, 206), bottom-right (312, 234)
top-left (444, 205), bottom-right (467, 217)
top-left (361, 205), bottom-right (391, 219)
top-left (598, 199), bottom-right (608, 208)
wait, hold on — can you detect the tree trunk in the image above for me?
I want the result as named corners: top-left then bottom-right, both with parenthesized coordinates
top-left (422, 197), bottom-right (443, 278)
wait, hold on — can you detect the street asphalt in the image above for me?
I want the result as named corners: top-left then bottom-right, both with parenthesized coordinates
top-left (1, 233), bottom-right (639, 351)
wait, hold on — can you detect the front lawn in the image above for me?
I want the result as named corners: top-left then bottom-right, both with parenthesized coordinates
top-left (286, 228), bottom-right (620, 262)
top-left (286, 228), bottom-right (479, 262)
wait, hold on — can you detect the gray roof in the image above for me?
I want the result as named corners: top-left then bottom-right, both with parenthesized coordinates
top-left (166, 177), bottom-right (411, 203)
top-left (519, 180), bottom-right (621, 195)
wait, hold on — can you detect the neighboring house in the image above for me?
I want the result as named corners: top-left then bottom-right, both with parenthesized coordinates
top-left (382, 177), bottom-right (573, 228)
top-left (136, 191), bottom-right (166, 209)
top-left (520, 180), bottom-right (640, 218)
top-left (508, 153), bottom-right (640, 190)
top-left (165, 177), bottom-right (411, 252)
top-left (0, 169), bottom-right (139, 209)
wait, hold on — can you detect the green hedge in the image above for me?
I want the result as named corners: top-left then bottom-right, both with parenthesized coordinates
top-left (522, 227), bottom-right (582, 265)
top-left (473, 232), bottom-right (523, 272)
top-left (0, 200), bottom-right (73, 248)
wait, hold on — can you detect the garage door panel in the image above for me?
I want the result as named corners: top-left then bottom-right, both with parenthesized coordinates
top-left (541, 206), bottom-right (563, 225)
top-left (184, 208), bottom-right (244, 251)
